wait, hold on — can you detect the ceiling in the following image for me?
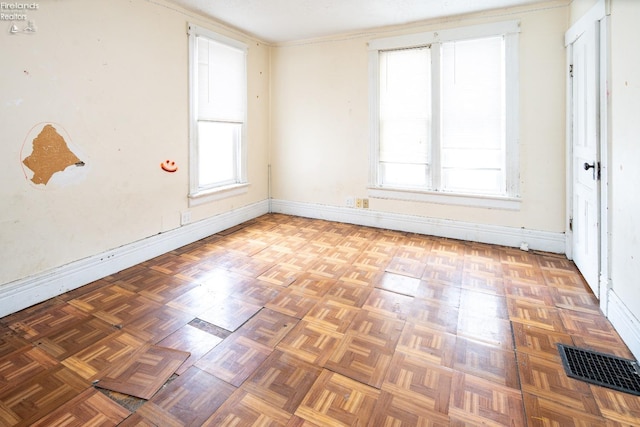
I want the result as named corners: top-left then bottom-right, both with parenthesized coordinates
top-left (166, 0), bottom-right (551, 44)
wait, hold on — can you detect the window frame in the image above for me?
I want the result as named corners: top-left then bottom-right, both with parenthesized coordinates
top-left (368, 21), bottom-right (521, 210)
top-left (188, 23), bottom-right (249, 206)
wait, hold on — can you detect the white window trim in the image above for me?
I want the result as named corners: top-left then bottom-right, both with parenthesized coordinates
top-left (368, 21), bottom-right (521, 210)
top-left (188, 23), bottom-right (249, 202)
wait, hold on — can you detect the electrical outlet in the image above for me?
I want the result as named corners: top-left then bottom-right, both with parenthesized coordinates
top-left (356, 198), bottom-right (363, 208)
top-left (362, 198), bottom-right (369, 209)
top-left (180, 210), bottom-right (192, 225)
top-left (346, 197), bottom-right (355, 208)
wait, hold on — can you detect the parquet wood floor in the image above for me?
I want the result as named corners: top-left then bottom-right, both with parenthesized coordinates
top-left (1, 213), bottom-right (638, 426)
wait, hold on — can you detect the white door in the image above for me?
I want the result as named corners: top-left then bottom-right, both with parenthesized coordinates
top-left (570, 21), bottom-right (600, 297)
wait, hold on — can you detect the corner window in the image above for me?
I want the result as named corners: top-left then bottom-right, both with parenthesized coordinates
top-left (188, 24), bottom-right (248, 204)
top-left (369, 21), bottom-right (520, 208)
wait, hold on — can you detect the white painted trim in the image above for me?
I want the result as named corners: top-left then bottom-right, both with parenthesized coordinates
top-left (565, 0), bottom-right (607, 46)
top-left (0, 200), bottom-right (269, 318)
top-left (608, 289), bottom-right (640, 360)
top-left (368, 187), bottom-right (521, 210)
top-left (368, 20), bottom-right (520, 50)
top-left (270, 199), bottom-right (564, 253)
top-left (189, 183), bottom-right (250, 206)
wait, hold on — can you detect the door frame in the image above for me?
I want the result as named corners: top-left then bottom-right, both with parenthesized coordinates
top-left (565, 0), bottom-right (610, 313)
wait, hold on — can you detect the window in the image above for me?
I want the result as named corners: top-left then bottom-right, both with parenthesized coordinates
top-left (369, 22), bottom-right (520, 208)
top-left (188, 24), bottom-right (248, 203)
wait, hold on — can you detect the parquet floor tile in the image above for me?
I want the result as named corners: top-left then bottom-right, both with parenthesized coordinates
top-left (453, 336), bottom-right (519, 388)
top-left (0, 330), bottom-right (30, 358)
top-left (125, 305), bottom-right (194, 343)
top-left (197, 296), bottom-right (262, 332)
top-left (195, 334), bottom-right (272, 387)
top-left (242, 350), bottom-right (322, 412)
top-left (265, 288), bottom-right (321, 319)
top-left (8, 303), bottom-right (91, 341)
top-left (33, 317), bottom-right (116, 360)
top-left (303, 298), bottom-right (359, 333)
top-left (415, 279), bottom-right (461, 307)
top-left (396, 322), bottom-right (456, 367)
top-left (449, 371), bottom-right (526, 426)
top-left (0, 346), bottom-right (59, 393)
top-left (236, 308), bottom-right (299, 348)
top-left (507, 298), bottom-right (565, 331)
top-left (277, 320), bottom-right (343, 366)
top-left (0, 365), bottom-right (87, 426)
top-left (369, 391), bottom-right (451, 426)
top-left (91, 295), bottom-right (162, 328)
top-left (30, 388), bottom-right (130, 427)
top-left (459, 289), bottom-right (509, 319)
top-left (288, 274), bottom-right (334, 297)
top-left (590, 384), bottom-right (640, 425)
top-left (504, 279), bottom-right (554, 306)
top-left (62, 331), bottom-right (146, 380)
top-left (202, 389), bottom-right (292, 426)
top-left (294, 370), bottom-right (379, 426)
top-left (135, 366), bottom-right (235, 427)
top-left (68, 283), bottom-right (137, 313)
top-left (382, 352), bottom-right (453, 414)
top-left (353, 250), bottom-right (392, 270)
top-left (325, 330), bottom-right (396, 387)
top-left (407, 298), bottom-right (459, 334)
top-left (157, 323), bottom-right (223, 375)
top-left (457, 312), bottom-right (514, 350)
top-left (166, 285), bottom-right (220, 316)
top-left (323, 282), bottom-right (370, 310)
top-left (136, 272), bottom-right (200, 304)
top-left (229, 278), bottom-right (282, 306)
top-left (460, 269), bottom-right (506, 296)
top-left (523, 393), bottom-right (608, 426)
top-left (0, 214), bottom-right (634, 427)
top-left (375, 272), bottom-right (421, 296)
top-left (362, 288), bottom-right (414, 320)
top-left (512, 322), bottom-right (574, 361)
top-left (339, 264), bottom-right (383, 287)
top-left (95, 344), bottom-right (189, 399)
top-left (517, 352), bottom-right (601, 415)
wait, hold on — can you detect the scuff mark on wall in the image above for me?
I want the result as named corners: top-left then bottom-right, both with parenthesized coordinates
top-left (22, 124), bottom-right (84, 185)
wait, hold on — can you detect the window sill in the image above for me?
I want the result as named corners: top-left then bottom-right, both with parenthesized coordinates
top-left (368, 187), bottom-right (521, 210)
top-left (189, 183), bottom-right (249, 206)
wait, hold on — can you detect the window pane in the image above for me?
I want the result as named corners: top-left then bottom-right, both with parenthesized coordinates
top-left (379, 47), bottom-right (431, 186)
top-left (197, 36), bottom-right (245, 121)
top-left (197, 121), bottom-right (240, 187)
top-left (440, 37), bottom-right (505, 195)
top-left (442, 169), bottom-right (502, 194)
top-left (381, 163), bottom-right (429, 188)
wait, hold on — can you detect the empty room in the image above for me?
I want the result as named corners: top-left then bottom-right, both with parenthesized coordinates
top-left (1, 0), bottom-right (640, 425)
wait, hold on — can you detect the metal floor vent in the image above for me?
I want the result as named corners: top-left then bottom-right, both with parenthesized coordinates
top-left (557, 344), bottom-right (640, 395)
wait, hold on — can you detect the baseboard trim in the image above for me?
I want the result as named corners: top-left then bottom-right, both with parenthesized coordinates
top-left (0, 200), bottom-right (269, 318)
top-left (607, 289), bottom-right (640, 360)
top-left (270, 199), bottom-right (565, 253)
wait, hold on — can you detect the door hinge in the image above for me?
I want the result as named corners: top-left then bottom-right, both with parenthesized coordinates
top-left (569, 64), bottom-right (574, 78)
top-left (569, 217), bottom-right (573, 231)
top-left (597, 161), bottom-right (601, 180)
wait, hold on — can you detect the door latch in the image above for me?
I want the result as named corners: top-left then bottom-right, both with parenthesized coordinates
top-left (583, 161), bottom-right (601, 180)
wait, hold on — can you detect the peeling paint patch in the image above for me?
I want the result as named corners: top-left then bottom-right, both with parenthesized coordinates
top-left (21, 123), bottom-right (84, 186)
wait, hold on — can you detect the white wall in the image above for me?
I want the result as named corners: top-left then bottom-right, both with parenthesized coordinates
top-left (0, 0), bottom-right (270, 286)
top-left (609, 0), bottom-right (640, 319)
top-left (271, 2), bottom-right (569, 235)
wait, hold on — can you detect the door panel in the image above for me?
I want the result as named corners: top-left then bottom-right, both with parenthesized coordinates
top-left (571, 22), bottom-right (600, 296)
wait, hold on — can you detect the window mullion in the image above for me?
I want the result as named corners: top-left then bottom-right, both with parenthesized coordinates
top-left (430, 42), bottom-right (442, 191)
